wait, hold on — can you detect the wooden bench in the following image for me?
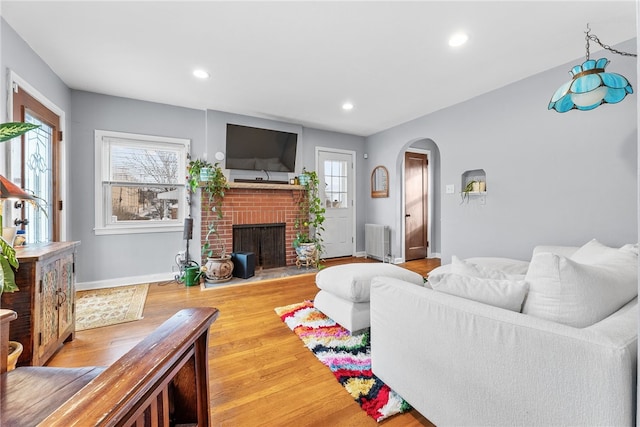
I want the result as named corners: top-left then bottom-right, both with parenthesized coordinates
top-left (1, 306), bottom-right (219, 426)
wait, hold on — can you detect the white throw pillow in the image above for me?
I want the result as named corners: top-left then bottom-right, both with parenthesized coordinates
top-left (620, 243), bottom-right (639, 256)
top-left (452, 256), bottom-right (513, 280)
top-left (429, 273), bottom-right (529, 312)
top-left (464, 257), bottom-right (530, 276)
top-left (523, 252), bottom-right (638, 328)
top-left (571, 239), bottom-right (637, 266)
top-left (428, 257), bottom-right (528, 281)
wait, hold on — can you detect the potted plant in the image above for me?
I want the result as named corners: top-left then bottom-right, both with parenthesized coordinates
top-left (0, 122), bottom-right (39, 143)
top-left (293, 168), bottom-right (326, 267)
top-left (0, 122), bottom-right (39, 296)
top-left (460, 180), bottom-right (477, 203)
top-left (187, 159), bottom-right (233, 282)
top-left (0, 122), bottom-right (39, 368)
top-left (186, 158), bottom-right (214, 194)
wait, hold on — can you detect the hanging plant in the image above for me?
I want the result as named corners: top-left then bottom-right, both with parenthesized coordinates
top-left (187, 159), bottom-right (229, 258)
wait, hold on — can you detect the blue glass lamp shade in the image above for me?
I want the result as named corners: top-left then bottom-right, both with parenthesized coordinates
top-left (548, 58), bottom-right (633, 112)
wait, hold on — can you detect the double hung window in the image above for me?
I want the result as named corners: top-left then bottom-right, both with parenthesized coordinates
top-left (95, 130), bottom-right (189, 235)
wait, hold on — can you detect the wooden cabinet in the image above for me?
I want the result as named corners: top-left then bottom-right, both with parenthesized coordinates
top-left (2, 242), bottom-right (79, 366)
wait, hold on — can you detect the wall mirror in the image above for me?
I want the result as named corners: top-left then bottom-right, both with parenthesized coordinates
top-left (371, 165), bottom-right (389, 198)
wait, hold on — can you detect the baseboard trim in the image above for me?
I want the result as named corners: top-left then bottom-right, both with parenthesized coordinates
top-left (76, 272), bottom-right (176, 291)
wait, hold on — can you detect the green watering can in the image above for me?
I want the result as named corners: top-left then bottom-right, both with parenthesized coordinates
top-left (183, 263), bottom-right (203, 287)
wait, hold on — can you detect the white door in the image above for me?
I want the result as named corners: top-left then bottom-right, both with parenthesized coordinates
top-left (317, 149), bottom-right (354, 258)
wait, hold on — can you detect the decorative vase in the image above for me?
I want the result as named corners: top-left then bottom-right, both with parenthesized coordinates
top-left (204, 255), bottom-right (234, 283)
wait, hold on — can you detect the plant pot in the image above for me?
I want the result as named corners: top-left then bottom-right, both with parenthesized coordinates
top-left (295, 243), bottom-right (317, 261)
top-left (8, 341), bottom-right (22, 371)
top-left (204, 255), bottom-right (234, 283)
top-left (199, 167), bottom-right (212, 181)
top-left (295, 243), bottom-right (317, 268)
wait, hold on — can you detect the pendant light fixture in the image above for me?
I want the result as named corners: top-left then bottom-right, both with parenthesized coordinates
top-left (548, 24), bottom-right (636, 113)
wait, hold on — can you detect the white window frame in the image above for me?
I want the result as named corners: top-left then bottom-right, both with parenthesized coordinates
top-left (94, 130), bottom-right (189, 235)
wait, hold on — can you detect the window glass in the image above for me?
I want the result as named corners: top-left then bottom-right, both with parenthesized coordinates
top-left (95, 131), bottom-right (189, 235)
top-left (24, 114), bottom-right (53, 243)
top-left (323, 159), bottom-right (348, 208)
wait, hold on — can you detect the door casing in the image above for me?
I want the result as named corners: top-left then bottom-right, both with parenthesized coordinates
top-left (8, 71), bottom-right (68, 241)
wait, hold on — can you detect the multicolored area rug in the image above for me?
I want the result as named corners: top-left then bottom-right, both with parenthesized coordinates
top-left (75, 284), bottom-right (149, 331)
top-left (274, 300), bottom-right (411, 422)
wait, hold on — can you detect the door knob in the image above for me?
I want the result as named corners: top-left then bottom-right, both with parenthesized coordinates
top-left (14, 218), bottom-right (29, 226)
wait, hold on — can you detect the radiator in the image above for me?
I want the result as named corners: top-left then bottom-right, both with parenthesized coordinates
top-left (365, 224), bottom-right (390, 262)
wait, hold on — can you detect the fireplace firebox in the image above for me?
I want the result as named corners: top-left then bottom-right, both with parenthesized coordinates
top-left (233, 223), bottom-right (286, 269)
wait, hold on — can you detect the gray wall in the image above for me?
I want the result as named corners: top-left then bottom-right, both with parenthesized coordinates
top-left (69, 97), bottom-right (366, 284)
top-left (69, 91), bottom-right (205, 284)
top-left (1, 19), bottom-right (70, 121)
top-left (1, 18), bottom-right (71, 228)
top-left (366, 38), bottom-right (638, 263)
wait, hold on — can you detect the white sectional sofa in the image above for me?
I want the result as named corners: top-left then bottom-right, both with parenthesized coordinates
top-left (370, 240), bottom-right (638, 426)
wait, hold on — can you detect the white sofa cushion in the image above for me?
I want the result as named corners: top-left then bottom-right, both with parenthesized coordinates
top-left (523, 248), bottom-right (638, 327)
top-left (429, 273), bottom-right (529, 312)
top-left (315, 263), bottom-right (424, 302)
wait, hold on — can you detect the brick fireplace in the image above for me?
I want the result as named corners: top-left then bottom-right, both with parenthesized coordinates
top-left (200, 182), bottom-right (304, 266)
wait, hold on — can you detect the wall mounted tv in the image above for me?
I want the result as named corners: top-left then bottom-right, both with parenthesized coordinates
top-left (225, 124), bottom-right (298, 173)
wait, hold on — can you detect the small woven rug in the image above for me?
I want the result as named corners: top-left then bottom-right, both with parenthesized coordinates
top-left (75, 284), bottom-right (149, 331)
top-left (274, 300), bottom-right (411, 422)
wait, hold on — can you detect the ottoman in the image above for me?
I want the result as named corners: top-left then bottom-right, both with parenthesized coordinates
top-left (314, 263), bottom-right (424, 332)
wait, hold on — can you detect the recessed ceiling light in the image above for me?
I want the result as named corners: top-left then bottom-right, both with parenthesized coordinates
top-left (193, 69), bottom-right (210, 79)
top-left (448, 32), bottom-right (469, 47)
top-left (342, 102), bottom-right (354, 111)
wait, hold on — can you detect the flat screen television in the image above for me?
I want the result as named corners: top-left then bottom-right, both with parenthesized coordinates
top-left (225, 124), bottom-right (298, 173)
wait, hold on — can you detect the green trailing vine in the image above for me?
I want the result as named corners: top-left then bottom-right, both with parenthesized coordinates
top-left (187, 159), bottom-right (229, 258)
top-left (293, 168), bottom-right (326, 264)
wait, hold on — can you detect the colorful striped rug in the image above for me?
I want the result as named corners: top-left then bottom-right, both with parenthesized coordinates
top-left (274, 300), bottom-right (411, 422)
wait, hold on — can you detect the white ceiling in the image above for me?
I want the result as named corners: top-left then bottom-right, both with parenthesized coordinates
top-left (1, 1), bottom-right (637, 136)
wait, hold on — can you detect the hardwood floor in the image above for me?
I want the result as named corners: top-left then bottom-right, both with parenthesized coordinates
top-left (48, 257), bottom-right (440, 426)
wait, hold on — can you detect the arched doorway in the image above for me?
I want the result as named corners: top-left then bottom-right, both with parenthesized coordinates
top-left (398, 138), bottom-right (441, 261)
